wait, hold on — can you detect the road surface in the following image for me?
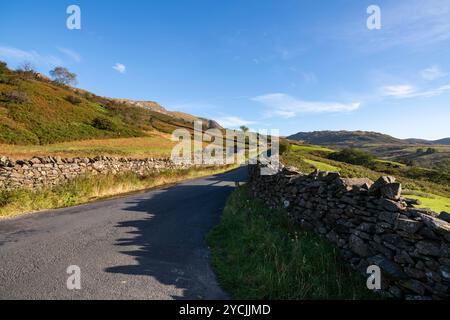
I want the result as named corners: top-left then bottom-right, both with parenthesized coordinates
top-left (0, 166), bottom-right (248, 300)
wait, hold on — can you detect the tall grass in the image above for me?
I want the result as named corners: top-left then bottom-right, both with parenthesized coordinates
top-left (0, 165), bottom-right (236, 218)
top-left (207, 186), bottom-right (378, 300)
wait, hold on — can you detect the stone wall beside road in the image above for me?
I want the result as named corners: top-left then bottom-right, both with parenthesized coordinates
top-left (248, 163), bottom-right (450, 300)
top-left (0, 155), bottom-right (194, 190)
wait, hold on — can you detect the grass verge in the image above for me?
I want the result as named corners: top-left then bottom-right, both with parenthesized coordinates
top-left (207, 186), bottom-right (378, 300)
top-left (402, 191), bottom-right (450, 213)
top-left (0, 164), bottom-right (237, 219)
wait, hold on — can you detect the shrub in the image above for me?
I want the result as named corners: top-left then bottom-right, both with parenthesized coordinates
top-left (92, 117), bottom-right (116, 131)
top-left (16, 62), bottom-right (37, 80)
top-left (0, 61), bottom-right (8, 74)
top-left (65, 95), bottom-right (82, 105)
top-left (4, 90), bottom-right (29, 104)
top-left (279, 139), bottom-right (292, 155)
top-left (328, 148), bottom-right (374, 166)
top-left (0, 74), bottom-right (19, 85)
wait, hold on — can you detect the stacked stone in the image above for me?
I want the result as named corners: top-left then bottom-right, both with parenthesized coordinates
top-left (0, 155), bottom-right (195, 190)
top-left (248, 164), bottom-right (450, 300)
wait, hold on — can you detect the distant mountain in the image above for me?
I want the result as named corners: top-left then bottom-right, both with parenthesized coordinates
top-left (287, 131), bottom-right (404, 147)
top-left (402, 138), bottom-right (450, 145)
top-left (111, 100), bottom-right (223, 130)
top-left (287, 130), bottom-right (450, 169)
top-left (288, 130), bottom-right (450, 146)
top-left (435, 138), bottom-right (450, 145)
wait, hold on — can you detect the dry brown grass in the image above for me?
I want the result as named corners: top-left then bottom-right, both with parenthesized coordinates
top-left (0, 131), bottom-right (177, 159)
top-left (0, 164), bottom-right (239, 219)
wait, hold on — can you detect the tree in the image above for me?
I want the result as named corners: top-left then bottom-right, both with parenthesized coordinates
top-left (17, 62), bottom-right (35, 73)
top-left (240, 126), bottom-right (249, 133)
top-left (49, 67), bottom-right (77, 86)
top-left (279, 139), bottom-right (291, 155)
top-left (329, 148), bottom-right (375, 166)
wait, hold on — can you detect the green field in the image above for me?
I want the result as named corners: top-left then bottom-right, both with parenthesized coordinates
top-left (403, 192), bottom-right (450, 213)
top-left (303, 159), bottom-right (340, 172)
top-left (374, 159), bottom-right (406, 168)
top-left (291, 144), bottom-right (335, 153)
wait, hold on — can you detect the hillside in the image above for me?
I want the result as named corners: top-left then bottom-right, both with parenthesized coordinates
top-left (288, 130), bottom-right (450, 147)
top-left (0, 61), bottom-right (220, 147)
top-left (288, 130), bottom-right (404, 146)
top-left (282, 143), bottom-right (450, 213)
top-left (288, 130), bottom-right (450, 169)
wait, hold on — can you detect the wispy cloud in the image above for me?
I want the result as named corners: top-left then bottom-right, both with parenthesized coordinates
top-left (382, 85), bottom-right (416, 97)
top-left (57, 47), bottom-right (81, 63)
top-left (0, 46), bottom-right (62, 66)
top-left (216, 116), bottom-right (255, 128)
top-left (113, 63), bottom-right (126, 74)
top-left (336, 0), bottom-right (450, 51)
top-left (252, 93), bottom-right (360, 118)
top-left (420, 65), bottom-right (447, 81)
top-left (381, 84), bottom-right (450, 98)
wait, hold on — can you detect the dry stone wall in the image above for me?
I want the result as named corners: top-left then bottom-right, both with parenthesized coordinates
top-left (0, 155), bottom-right (196, 190)
top-left (248, 164), bottom-right (450, 300)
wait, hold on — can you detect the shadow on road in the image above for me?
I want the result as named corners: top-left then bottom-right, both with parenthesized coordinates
top-left (104, 166), bottom-right (247, 299)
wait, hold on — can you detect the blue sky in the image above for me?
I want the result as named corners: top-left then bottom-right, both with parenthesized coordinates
top-left (1, 0), bottom-right (449, 139)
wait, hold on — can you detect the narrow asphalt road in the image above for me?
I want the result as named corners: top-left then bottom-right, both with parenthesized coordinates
top-left (0, 166), bottom-right (248, 300)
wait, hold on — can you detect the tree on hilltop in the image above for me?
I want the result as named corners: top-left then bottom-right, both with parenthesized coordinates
top-left (240, 126), bottom-right (249, 133)
top-left (49, 67), bottom-right (77, 86)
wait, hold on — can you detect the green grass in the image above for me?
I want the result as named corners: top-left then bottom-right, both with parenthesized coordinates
top-left (0, 165), bottom-right (236, 218)
top-left (291, 144), bottom-right (335, 153)
top-left (207, 186), bottom-right (378, 300)
top-left (374, 159), bottom-right (406, 168)
top-left (403, 192), bottom-right (450, 213)
top-left (303, 159), bottom-right (340, 172)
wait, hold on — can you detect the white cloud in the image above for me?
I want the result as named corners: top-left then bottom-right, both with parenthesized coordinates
top-left (216, 116), bottom-right (255, 128)
top-left (382, 85), bottom-right (416, 97)
top-left (416, 84), bottom-right (450, 97)
top-left (420, 65), bottom-right (447, 81)
top-left (0, 46), bottom-right (62, 66)
top-left (113, 63), bottom-right (126, 74)
top-left (382, 84), bottom-right (450, 99)
top-left (252, 93), bottom-right (360, 118)
top-left (57, 47), bottom-right (81, 63)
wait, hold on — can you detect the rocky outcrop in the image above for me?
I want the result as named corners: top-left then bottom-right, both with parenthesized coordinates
top-left (0, 156), bottom-right (198, 190)
top-left (248, 163), bottom-right (450, 300)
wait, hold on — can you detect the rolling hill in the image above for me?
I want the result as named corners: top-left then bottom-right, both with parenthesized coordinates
top-left (287, 130), bottom-right (450, 169)
top-left (0, 61), bottom-right (221, 147)
top-left (287, 130), bottom-right (404, 147)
